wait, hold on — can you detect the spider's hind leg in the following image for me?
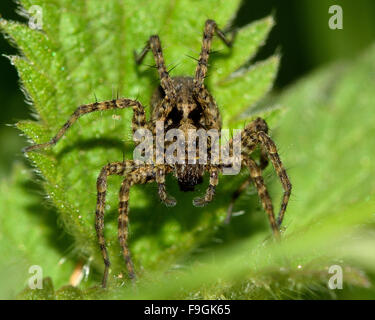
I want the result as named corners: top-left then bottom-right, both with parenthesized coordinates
top-left (226, 148), bottom-right (269, 223)
top-left (257, 131), bottom-right (292, 228)
top-left (117, 165), bottom-right (157, 282)
top-left (238, 117), bottom-right (292, 235)
top-left (96, 161), bottom-right (131, 288)
top-left (243, 157), bottom-right (279, 237)
top-left (118, 179), bottom-right (135, 281)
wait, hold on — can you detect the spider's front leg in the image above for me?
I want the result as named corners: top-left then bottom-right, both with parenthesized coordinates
top-left (193, 19), bottom-right (234, 130)
top-left (194, 19), bottom-right (234, 93)
top-left (193, 166), bottom-right (219, 207)
top-left (23, 98), bottom-right (147, 152)
top-left (96, 161), bottom-right (136, 288)
top-left (134, 35), bottom-right (176, 100)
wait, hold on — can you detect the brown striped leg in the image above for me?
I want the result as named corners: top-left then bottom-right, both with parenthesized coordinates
top-left (96, 161), bottom-right (131, 288)
top-left (134, 35), bottom-right (176, 99)
top-left (117, 166), bottom-right (157, 281)
top-left (225, 177), bottom-right (251, 224)
top-left (259, 147), bottom-right (269, 170)
top-left (156, 166), bottom-right (176, 207)
top-left (244, 158), bottom-right (280, 238)
top-left (194, 19), bottom-right (233, 91)
top-left (23, 98), bottom-right (147, 153)
top-left (118, 179), bottom-right (135, 281)
top-left (257, 131), bottom-right (292, 228)
top-left (193, 167), bottom-right (219, 207)
top-left (225, 148), bottom-right (269, 224)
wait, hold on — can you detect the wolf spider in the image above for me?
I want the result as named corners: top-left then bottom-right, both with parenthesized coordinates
top-left (24, 19), bottom-right (291, 288)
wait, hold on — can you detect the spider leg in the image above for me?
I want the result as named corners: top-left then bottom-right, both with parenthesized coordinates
top-left (23, 99), bottom-right (147, 152)
top-left (259, 147), bottom-right (269, 170)
top-left (243, 157), bottom-right (280, 238)
top-left (257, 131), bottom-right (292, 228)
top-left (225, 147), bottom-right (269, 224)
top-left (118, 179), bottom-right (135, 281)
top-left (134, 35), bottom-right (176, 99)
top-left (96, 161), bottom-right (136, 288)
top-left (117, 165), bottom-right (156, 282)
top-left (193, 166), bottom-right (219, 207)
top-left (156, 166), bottom-right (176, 207)
top-left (194, 19), bottom-right (233, 91)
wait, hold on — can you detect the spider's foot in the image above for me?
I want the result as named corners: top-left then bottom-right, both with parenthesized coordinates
top-left (23, 145), bottom-right (41, 153)
top-left (22, 141), bottom-right (54, 153)
top-left (101, 266), bottom-right (110, 289)
top-left (158, 184), bottom-right (177, 207)
top-left (22, 146), bottom-right (31, 153)
top-left (193, 196), bottom-right (211, 207)
top-left (162, 196), bottom-right (177, 207)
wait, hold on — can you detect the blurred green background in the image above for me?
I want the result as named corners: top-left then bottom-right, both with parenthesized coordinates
top-left (1, 0), bottom-right (375, 178)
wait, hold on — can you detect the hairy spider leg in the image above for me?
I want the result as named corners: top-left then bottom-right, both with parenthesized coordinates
top-left (193, 166), bottom-right (219, 207)
top-left (117, 165), bottom-right (157, 283)
top-left (134, 35), bottom-right (176, 97)
top-left (258, 131), bottom-right (292, 227)
top-left (23, 99), bottom-right (147, 152)
top-left (96, 161), bottom-right (130, 287)
top-left (226, 144), bottom-right (270, 223)
top-left (193, 19), bottom-right (233, 92)
top-left (230, 118), bottom-right (292, 235)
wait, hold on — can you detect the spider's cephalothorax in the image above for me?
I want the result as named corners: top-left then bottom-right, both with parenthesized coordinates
top-left (150, 76), bottom-right (219, 192)
top-left (24, 20), bottom-right (292, 288)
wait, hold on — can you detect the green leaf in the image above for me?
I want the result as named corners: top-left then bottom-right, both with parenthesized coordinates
top-left (0, 163), bottom-right (76, 299)
top-left (17, 277), bottom-right (56, 300)
top-left (213, 55), bottom-right (280, 126)
top-left (275, 46), bottom-right (375, 233)
top-left (1, 0), bottom-right (279, 295)
top-left (211, 16), bottom-right (275, 82)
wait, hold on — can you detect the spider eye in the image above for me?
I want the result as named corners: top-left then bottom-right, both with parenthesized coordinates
top-left (167, 107), bottom-right (183, 126)
top-left (188, 104), bottom-right (203, 124)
